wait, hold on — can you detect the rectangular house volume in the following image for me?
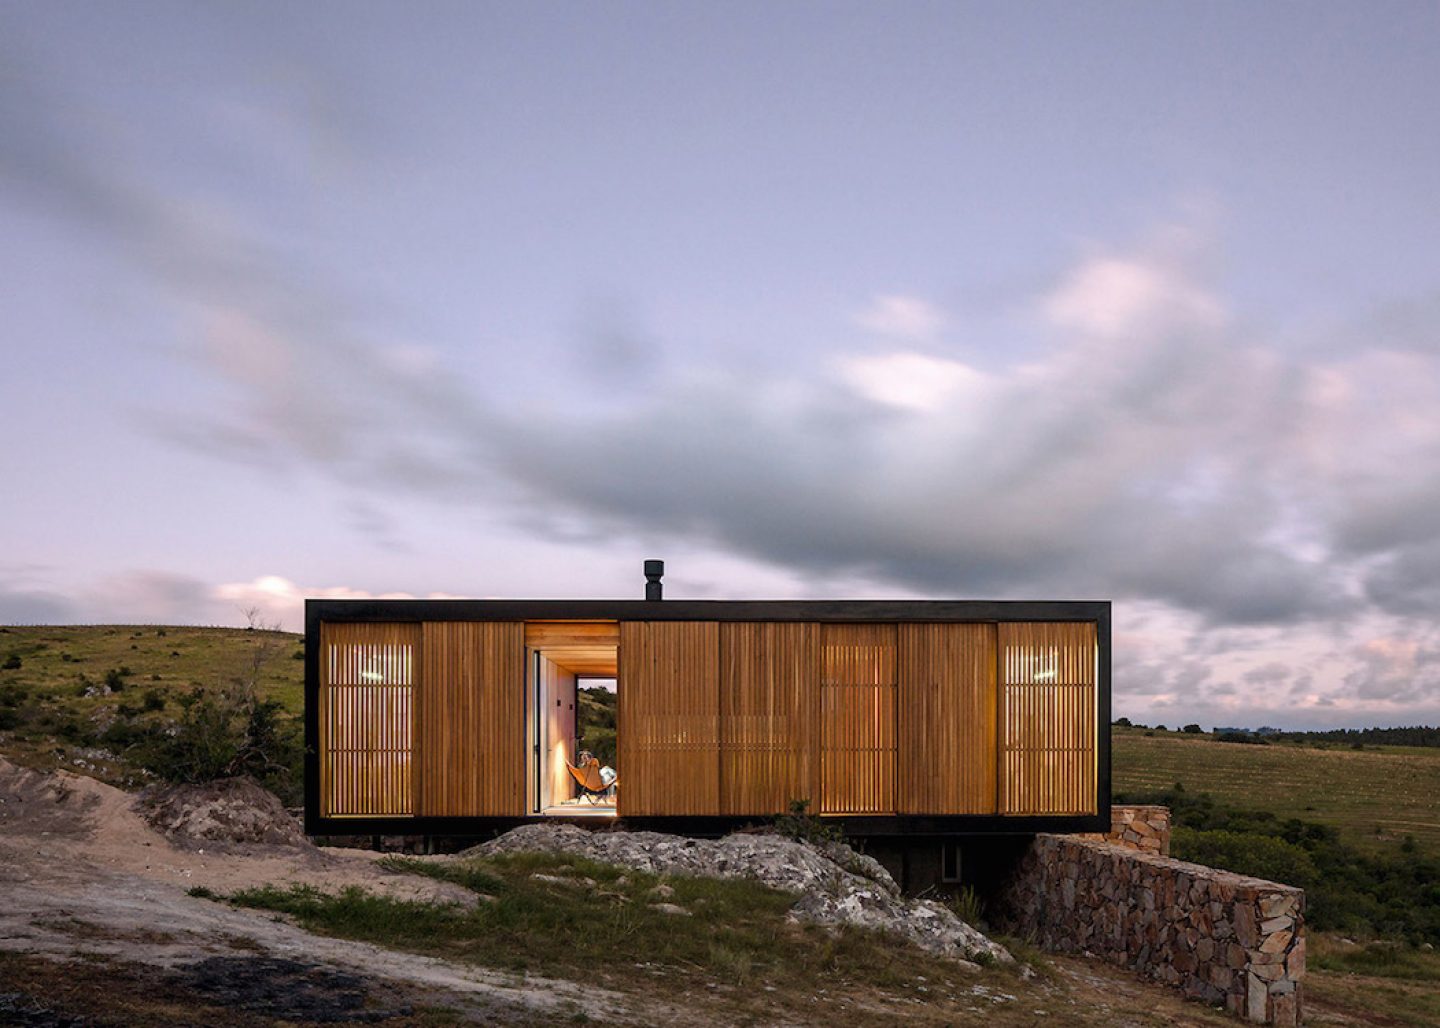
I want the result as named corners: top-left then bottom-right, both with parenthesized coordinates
top-left (304, 582), bottom-right (1110, 838)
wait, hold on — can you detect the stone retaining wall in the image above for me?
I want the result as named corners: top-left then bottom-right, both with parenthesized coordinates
top-left (999, 833), bottom-right (1304, 1026)
top-left (1089, 804), bottom-right (1171, 856)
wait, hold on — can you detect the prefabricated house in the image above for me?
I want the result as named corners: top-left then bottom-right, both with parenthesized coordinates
top-left (305, 570), bottom-right (1111, 867)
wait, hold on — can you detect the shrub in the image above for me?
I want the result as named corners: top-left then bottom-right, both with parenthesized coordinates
top-left (142, 689), bottom-right (165, 712)
top-left (771, 799), bottom-right (844, 846)
top-left (1182, 723), bottom-right (1203, 734)
top-left (104, 668), bottom-right (125, 692)
top-left (2, 654), bottom-right (21, 670)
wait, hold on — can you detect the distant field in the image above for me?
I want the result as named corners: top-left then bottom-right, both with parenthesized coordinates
top-left (1113, 727), bottom-right (1440, 857)
top-left (0, 624), bottom-right (302, 783)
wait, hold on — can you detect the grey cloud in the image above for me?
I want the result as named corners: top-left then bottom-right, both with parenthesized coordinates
top-left (0, 589), bottom-right (78, 624)
top-left (1364, 541), bottom-right (1440, 618)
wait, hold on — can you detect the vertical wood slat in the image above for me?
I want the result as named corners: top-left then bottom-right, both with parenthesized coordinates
top-left (719, 622), bottom-right (819, 815)
top-left (898, 623), bottom-right (997, 814)
top-left (998, 622), bottom-right (1097, 815)
top-left (618, 621), bottom-right (720, 815)
top-left (418, 621), bottom-right (525, 816)
top-left (820, 624), bottom-right (896, 814)
top-left (319, 622), bottom-right (418, 817)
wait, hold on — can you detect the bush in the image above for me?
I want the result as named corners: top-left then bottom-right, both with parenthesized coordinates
top-left (104, 668), bottom-right (125, 692)
top-left (142, 689), bottom-right (165, 712)
top-left (2, 654), bottom-right (21, 670)
top-left (1182, 723), bottom-right (1202, 734)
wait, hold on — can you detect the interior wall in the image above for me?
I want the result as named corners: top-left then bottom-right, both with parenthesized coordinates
top-left (538, 655), bottom-right (577, 808)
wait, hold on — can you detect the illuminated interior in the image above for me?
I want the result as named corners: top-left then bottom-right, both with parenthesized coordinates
top-left (527, 622), bottom-right (619, 817)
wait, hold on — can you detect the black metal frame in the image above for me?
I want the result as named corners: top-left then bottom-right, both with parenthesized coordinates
top-left (304, 598), bottom-right (1111, 838)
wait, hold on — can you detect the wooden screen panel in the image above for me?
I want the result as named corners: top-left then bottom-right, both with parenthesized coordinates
top-left (319, 622), bottom-right (418, 817)
top-left (719, 622), bottom-right (819, 815)
top-left (618, 621), bottom-right (720, 815)
top-left (999, 622), bottom-right (1098, 815)
top-left (820, 624), bottom-right (897, 814)
top-left (417, 622), bottom-right (525, 816)
top-left (898, 623), bottom-right (997, 815)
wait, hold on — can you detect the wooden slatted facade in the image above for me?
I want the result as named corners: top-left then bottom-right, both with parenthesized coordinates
top-left (318, 622), bottom-right (418, 817)
top-left (719, 622), bottom-right (819, 815)
top-left (418, 621), bottom-right (525, 816)
top-left (898, 623), bottom-right (997, 815)
top-left (999, 621), bottom-right (1098, 816)
top-left (618, 621), bottom-right (721, 815)
top-left (819, 624), bottom-right (897, 814)
top-left (308, 600), bottom-right (1107, 834)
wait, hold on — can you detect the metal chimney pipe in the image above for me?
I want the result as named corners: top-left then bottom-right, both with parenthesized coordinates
top-left (644, 559), bottom-right (664, 601)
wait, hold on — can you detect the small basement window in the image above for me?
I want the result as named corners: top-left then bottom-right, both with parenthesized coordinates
top-left (940, 841), bottom-right (962, 883)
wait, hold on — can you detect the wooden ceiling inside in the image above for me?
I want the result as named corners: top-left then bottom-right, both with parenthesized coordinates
top-left (526, 621), bottom-right (618, 677)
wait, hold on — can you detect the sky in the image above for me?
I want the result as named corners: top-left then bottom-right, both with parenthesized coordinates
top-left (3, 2), bottom-right (1440, 730)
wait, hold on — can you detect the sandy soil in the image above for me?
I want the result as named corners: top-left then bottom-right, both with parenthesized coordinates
top-left (0, 758), bottom-right (684, 1025)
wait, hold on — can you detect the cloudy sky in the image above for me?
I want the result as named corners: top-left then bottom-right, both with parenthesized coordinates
top-left (4, 2), bottom-right (1439, 729)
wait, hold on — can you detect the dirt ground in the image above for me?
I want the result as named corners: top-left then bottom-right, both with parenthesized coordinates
top-left (0, 757), bottom-right (686, 1025)
top-left (1, 756), bottom-right (1395, 1026)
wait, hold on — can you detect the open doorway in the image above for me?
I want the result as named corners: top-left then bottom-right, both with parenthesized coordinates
top-left (525, 622), bottom-right (619, 816)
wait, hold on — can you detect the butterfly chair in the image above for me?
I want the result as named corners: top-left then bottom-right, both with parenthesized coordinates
top-left (565, 757), bottom-right (617, 804)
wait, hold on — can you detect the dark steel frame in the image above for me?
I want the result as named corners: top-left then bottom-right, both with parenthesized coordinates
top-left (304, 598), bottom-right (1111, 838)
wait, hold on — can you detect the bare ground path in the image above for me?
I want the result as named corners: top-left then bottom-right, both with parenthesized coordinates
top-left (0, 758), bottom-right (687, 1025)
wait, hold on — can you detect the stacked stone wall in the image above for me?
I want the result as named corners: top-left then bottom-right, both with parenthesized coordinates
top-left (999, 833), bottom-right (1303, 1026)
top-left (1087, 803), bottom-right (1171, 855)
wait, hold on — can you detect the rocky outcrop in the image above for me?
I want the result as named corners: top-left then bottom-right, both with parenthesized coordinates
top-left (139, 777), bottom-right (309, 847)
top-left (470, 824), bottom-right (1010, 964)
top-left (998, 833), bottom-right (1303, 1026)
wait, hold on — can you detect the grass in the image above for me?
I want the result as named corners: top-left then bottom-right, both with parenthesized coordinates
top-left (0, 624), bottom-right (301, 787)
top-left (204, 851), bottom-right (1078, 1025)
top-left (1113, 725), bottom-right (1440, 858)
top-left (1305, 936), bottom-right (1440, 1027)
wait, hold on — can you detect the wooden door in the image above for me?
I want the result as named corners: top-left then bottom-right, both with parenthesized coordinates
top-left (417, 621), bottom-right (525, 816)
top-left (719, 622), bottom-right (819, 815)
top-left (819, 623), bottom-right (897, 814)
top-left (618, 621), bottom-right (720, 815)
top-left (897, 623), bottom-right (997, 814)
top-left (318, 622), bottom-right (419, 817)
top-left (998, 622), bottom-right (1098, 815)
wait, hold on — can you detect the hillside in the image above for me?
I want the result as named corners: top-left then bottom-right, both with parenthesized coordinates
top-left (3, 626), bottom-right (1440, 1023)
top-left (1113, 726), bottom-right (1440, 858)
top-left (0, 624), bottom-right (303, 793)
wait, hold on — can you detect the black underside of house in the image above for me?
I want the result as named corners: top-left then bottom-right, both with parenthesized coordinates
top-left (305, 811), bottom-right (1109, 838)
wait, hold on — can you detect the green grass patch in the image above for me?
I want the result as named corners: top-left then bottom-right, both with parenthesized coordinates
top-left (206, 851), bottom-right (996, 1003)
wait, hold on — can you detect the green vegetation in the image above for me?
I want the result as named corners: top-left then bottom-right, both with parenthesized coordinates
top-left (576, 684), bottom-right (616, 768)
top-left (0, 624), bottom-right (303, 801)
top-left (206, 851), bottom-right (1031, 1022)
top-left (1117, 786), bottom-right (1440, 944)
top-left (1113, 725), bottom-right (1440, 856)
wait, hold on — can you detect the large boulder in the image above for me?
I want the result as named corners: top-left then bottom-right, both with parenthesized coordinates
top-left (468, 824), bottom-right (1010, 964)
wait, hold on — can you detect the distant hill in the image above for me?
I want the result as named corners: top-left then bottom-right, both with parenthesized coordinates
top-left (1112, 725), bottom-right (1440, 858)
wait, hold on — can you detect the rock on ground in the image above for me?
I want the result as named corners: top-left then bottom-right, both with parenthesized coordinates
top-left (139, 777), bottom-right (309, 847)
top-left (468, 824), bottom-right (1011, 964)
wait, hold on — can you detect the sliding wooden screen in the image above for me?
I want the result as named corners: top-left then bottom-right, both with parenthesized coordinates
top-left (898, 623), bottom-right (997, 814)
top-left (998, 622), bottom-right (1098, 815)
top-left (319, 622), bottom-right (419, 817)
top-left (719, 622), bottom-right (819, 815)
top-left (417, 621), bottom-right (525, 816)
top-left (618, 621), bottom-right (720, 815)
top-left (820, 623), bottom-right (897, 814)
